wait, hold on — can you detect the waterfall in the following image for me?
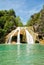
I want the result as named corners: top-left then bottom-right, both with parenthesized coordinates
top-left (8, 35), bottom-right (12, 44)
top-left (17, 27), bottom-right (20, 44)
top-left (5, 35), bottom-right (12, 44)
top-left (6, 27), bottom-right (34, 44)
top-left (25, 29), bottom-right (34, 44)
top-left (7, 28), bottom-right (19, 43)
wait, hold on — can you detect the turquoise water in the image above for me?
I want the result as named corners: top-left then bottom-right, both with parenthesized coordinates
top-left (0, 44), bottom-right (44, 65)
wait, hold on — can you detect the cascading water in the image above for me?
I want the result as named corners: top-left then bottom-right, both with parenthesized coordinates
top-left (25, 29), bottom-right (34, 44)
top-left (6, 27), bottom-right (34, 44)
top-left (7, 27), bottom-right (19, 44)
top-left (8, 35), bottom-right (12, 44)
top-left (17, 27), bottom-right (20, 44)
top-left (6, 35), bottom-right (12, 44)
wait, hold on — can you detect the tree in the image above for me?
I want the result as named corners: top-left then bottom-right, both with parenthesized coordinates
top-left (15, 16), bottom-right (23, 26)
top-left (0, 9), bottom-right (23, 43)
top-left (26, 6), bottom-right (44, 35)
top-left (8, 9), bottom-right (16, 17)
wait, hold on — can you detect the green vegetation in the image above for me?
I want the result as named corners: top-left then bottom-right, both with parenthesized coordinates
top-left (0, 9), bottom-right (23, 43)
top-left (0, 6), bottom-right (44, 43)
top-left (27, 6), bottom-right (44, 35)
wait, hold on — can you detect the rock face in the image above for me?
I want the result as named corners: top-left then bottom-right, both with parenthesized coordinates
top-left (40, 40), bottom-right (44, 44)
top-left (5, 27), bottom-right (36, 44)
top-left (27, 7), bottom-right (44, 44)
top-left (5, 27), bottom-right (44, 44)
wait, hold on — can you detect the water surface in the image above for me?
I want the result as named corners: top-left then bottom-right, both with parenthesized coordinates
top-left (0, 44), bottom-right (44, 65)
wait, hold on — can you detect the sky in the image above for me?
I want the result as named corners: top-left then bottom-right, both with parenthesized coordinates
top-left (0, 0), bottom-right (44, 24)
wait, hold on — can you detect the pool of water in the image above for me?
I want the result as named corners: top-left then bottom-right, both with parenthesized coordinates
top-left (0, 44), bottom-right (44, 65)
